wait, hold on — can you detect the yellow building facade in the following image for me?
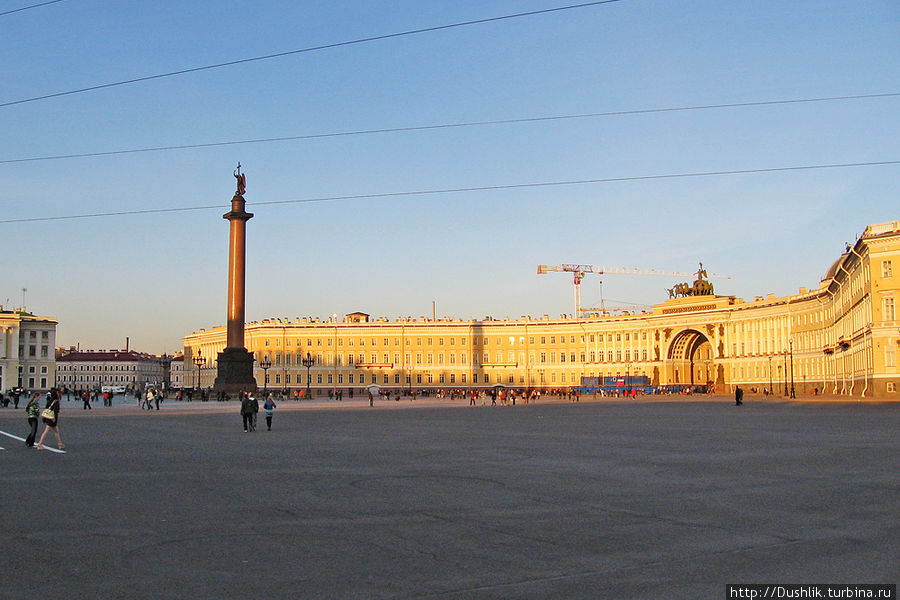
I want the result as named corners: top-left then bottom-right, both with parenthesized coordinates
top-left (183, 221), bottom-right (900, 399)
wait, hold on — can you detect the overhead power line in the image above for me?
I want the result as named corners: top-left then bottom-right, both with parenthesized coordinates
top-left (0, 0), bottom-right (621, 108)
top-left (2, 92), bottom-right (896, 165)
top-left (1, 159), bottom-right (896, 224)
top-left (0, 0), bottom-right (65, 17)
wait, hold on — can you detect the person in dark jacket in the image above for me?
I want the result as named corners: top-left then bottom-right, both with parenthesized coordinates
top-left (240, 393), bottom-right (254, 432)
top-left (24, 393), bottom-right (40, 447)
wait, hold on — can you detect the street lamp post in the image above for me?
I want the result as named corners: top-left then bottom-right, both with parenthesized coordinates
top-left (789, 338), bottom-right (796, 399)
top-left (768, 354), bottom-right (773, 395)
top-left (192, 350), bottom-right (204, 399)
top-left (783, 347), bottom-right (789, 397)
top-left (156, 352), bottom-right (169, 394)
top-left (302, 352), bottom-right (314, 400)
top-left (260, 356), bottom-right (272, 394)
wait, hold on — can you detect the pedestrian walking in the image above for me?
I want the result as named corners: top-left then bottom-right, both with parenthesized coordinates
top-left (24, 393), bottom-right (40, 448)
top-left (251, 394), bottom-right (259, 431)
top-left (241, 392), bottom-right (255, 433)
top-left (82, 389), bottom-right (92, 410)
top-left (36, 392), bottom-right (64, 451)
top-left (240, 393), bottom-right (253, 432)
top-left (735, 386), bottom-right (744, 406)
top-left (263, 395), bottom-right (277, 431)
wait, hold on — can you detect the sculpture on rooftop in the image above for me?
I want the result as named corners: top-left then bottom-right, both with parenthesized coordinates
top-left (667, 263), bottom-right (715, 298)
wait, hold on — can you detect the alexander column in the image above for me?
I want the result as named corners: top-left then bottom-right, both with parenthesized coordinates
top-left (214, 164), bottom-right (258, 394)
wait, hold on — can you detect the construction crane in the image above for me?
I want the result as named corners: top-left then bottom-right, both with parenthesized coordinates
top-left (537, 263), bottom-right (730, 317)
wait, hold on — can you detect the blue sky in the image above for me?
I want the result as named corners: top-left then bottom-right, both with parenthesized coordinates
top-left (1, 0), bottom-right (898, 354)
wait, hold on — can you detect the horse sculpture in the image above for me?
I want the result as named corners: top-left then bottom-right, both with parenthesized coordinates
top-left (667, 263), bottom-right (715, 298)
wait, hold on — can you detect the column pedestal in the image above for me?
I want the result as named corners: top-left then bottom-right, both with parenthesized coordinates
top-left (214, 347), bottom-right (256, 395)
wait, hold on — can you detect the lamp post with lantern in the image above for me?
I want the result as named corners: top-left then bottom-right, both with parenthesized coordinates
top-left (260, 356), bottom-right (272, 394)
top-left (302, 352), bottom-right (314, 400)
top-left (192, 350), bottom-right (204, 399)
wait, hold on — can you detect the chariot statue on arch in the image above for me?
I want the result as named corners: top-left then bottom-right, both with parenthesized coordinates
top-left (667, 262), bottom-right (715, 298)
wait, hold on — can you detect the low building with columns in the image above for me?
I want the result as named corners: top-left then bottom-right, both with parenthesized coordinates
top-left (0, 308), bottom-right (58, 393)
top-left (183, 221), bottom-right (900, 399)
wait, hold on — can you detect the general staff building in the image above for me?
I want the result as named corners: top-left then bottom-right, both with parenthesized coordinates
top-left (183, 221), bottom-right (900, 399)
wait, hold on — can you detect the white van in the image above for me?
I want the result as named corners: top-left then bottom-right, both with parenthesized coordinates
top-left (101, 385), bottom-right (127, 394)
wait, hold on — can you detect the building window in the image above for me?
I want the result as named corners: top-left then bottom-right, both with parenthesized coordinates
top-left (887, 347), bottom-right (897, 368)
top-left (884, 297), bottom-right (896, 321)
top-left (887, 382), bottom-right (896, 392)
top-left (883, 260), bottom-right (893, 278)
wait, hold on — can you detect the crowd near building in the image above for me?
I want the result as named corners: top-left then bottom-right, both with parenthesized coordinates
top-left (55, 349), bottom-right (170, 392)
top-left (182, 222), bottom-right (900, 399)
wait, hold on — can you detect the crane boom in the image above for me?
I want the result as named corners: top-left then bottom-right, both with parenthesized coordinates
top-left (538, 264), bottom-right (730, 279)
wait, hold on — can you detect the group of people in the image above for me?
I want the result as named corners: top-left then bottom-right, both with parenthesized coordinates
top-left (240, 392), bottom-right (277, 432)
top-left (23, 389), bottom-right (64, 450)
top-left (141, 388), bottom-right (163, 410)
top-left (0, 388), bottom-right (25, 409)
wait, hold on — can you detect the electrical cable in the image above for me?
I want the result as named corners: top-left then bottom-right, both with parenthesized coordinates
top-left (0, 0), bottom-right (64, 17)
top-left (2, 92), bottom-right (896, 165)
top-left (1, 159), bottom-right (896, 224)
top-left (0, 0), bottom-right (621, 108)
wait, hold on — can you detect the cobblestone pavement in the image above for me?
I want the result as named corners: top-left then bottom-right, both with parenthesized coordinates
top-left (0, 398), bottom-right (897, 599)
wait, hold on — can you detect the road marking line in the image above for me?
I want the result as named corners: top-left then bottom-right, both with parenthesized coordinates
top-left (0, 430), bottom-right (66, 453)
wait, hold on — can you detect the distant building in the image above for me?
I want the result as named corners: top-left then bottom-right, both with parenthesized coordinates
top-left (56, 349), bottom-right (166, 391)
top-left (0, 308), bottom-right (58, 393)
top-left (169, 355), bottom-right (185, 389)
top-left (184, 221), bottom-right (900, 398)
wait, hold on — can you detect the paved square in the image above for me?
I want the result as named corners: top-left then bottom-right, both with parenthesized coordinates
top-left (1, 397), bottom-right (897, 599)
